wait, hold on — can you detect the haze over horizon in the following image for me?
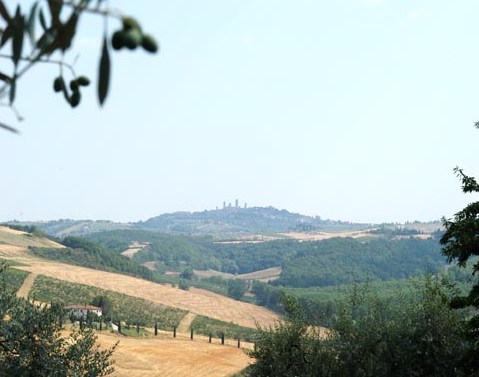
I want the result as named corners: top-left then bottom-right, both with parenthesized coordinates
top-left (4, 201), bottom-right (443, 225)
top-left (2, 0), bottom-right (479, 225)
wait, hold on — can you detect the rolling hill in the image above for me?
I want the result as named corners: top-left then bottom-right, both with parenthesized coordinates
top-left (0, 226), bottom-right (277, 328)
top-left (6, 205), bottom-right (378, 238)
top-left (0, 225), bottom-right (278, 376)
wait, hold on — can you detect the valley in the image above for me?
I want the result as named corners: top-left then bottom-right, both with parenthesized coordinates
top-left (0, 208), bottom-right (449, 377)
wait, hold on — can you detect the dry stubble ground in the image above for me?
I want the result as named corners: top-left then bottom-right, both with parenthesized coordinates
top-left (95, 331), bottom-right (251, 377)
top-left (10, 259), bottom-right (277, 329)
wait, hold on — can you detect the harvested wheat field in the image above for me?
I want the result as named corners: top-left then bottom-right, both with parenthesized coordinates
top-left (279, 230), bottom-right (375, 241)
top-left (96, 332), bottom-right (251, 377)
top-left (237, 267), bottom-right (282, 282)
top-left (0, 229), bottom-right (278, 328)
top-left (0, 226), bottom-right (64, 249)
top-left (121, 241), bottom-right (149, 259)
top-left (0, 244), bottom-right (278, 329)
top-left (194, 267), bottom-right (282, 282)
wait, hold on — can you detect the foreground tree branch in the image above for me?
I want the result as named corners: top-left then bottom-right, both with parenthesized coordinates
top-left (0, 0), bottom-right (158, 133)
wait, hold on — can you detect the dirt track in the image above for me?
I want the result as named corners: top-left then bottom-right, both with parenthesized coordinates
top-left (177, 312), bottom-right (198, 333)
top-left (16, 272), bottom-right (37, 298)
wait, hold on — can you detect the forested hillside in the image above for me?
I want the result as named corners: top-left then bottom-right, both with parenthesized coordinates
top-left (275, 237), bottom-right (443, 287)
top-left (84, 229), bottom-right (445, 287)
top-left (139, 206), bottom-right (371, 236)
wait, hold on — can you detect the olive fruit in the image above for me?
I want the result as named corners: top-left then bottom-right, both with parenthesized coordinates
top-left (77, 76), bottom-right (90, 86)
top-left (111, 30), bottom-right (124, 50)
top-left (141, 34), bottom-right (158, 53)
top-left (53, 77), bottom-right (64, 92)
top-left (70, 91), bottom-right (81, 108)
top-left (70, 80), bottom-right (79, 91)
top-left (122, 17), bottom-right (141, 32)
top-left (124, 29), bottom-right (142, 50)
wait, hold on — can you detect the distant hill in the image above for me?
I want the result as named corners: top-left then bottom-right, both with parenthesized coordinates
top-left (6, 219), bottom-right (132, 238)
top-left (5, 206), bottom-right (442, 239)
top-left (137, 206), bottom-right (372, 238)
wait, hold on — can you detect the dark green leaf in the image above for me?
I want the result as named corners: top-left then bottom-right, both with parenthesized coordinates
top-left (12, 5), bottom-right (25, 67)
top-left (0, 121), bottom-right (19, 134)
top-left (26, 2), bottom-right (38, 46)
top-left (9, 78), bottom-right (16, 105)
top-left (0, 23), bottom-right (13, 47)
top-left (36, 29), bottom-right (55, 54)
top-left (47, 0), bottom-right (62, 27)
top-left (0, 1), bottom-right (11, 23)
top-left (39, 8), bottom-right (47, 30)
top-left (98, 36), bottom-right (110, 106)
top-left (0, 71), bottom-right (12, 83)
top-left (57, 12), bottom-right (78, 52)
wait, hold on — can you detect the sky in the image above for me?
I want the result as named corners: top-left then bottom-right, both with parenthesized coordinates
top-left (1, 0), bottom-right (479, 224)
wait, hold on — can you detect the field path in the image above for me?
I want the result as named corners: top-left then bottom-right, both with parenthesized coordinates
top-left (177, 312), bottom-right (197, 333)
top-left (16, 272), bottom-right (37, 299)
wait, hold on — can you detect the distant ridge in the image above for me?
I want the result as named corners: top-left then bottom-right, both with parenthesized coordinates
top-left (6, 205), bottom-right (441, 239)
top-left (138, 206), bottom-right (371, 237)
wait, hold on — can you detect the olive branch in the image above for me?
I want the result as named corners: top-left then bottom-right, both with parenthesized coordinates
top-left (0, 0), bottom-right (158, 134)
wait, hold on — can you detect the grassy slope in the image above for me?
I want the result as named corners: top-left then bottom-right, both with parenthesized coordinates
top-left (0, 226), bottom-right (63, 249)
top-left (1, 265), bottom-right (29, 292)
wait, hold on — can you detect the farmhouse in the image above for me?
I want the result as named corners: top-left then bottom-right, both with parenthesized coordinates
top-left (66, 304), bottom-right (102, 319)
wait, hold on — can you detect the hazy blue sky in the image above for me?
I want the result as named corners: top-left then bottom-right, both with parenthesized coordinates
top-left (2, 0), bottom-right (479, 224)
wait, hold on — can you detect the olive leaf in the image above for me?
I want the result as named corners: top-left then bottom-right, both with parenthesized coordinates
top-left (39, 8), bottom-right (48, 30)
top-left (47, 0), bottom-right (62, 27)
top-left (12, 5), bottom-right (24, 67)
top-left (0, 71), bottom-right (12, 83)
top-left (56, 11), bottom-right (78, 52)
top-left (0, 23), bottom-right (13, 47)
top-left (98, 35), bottom-right (110, 106)
top-left (0, 121), bottom-right (19, 134)
top-left (0, 0), bottom-right (11, 23)
top-left (26, 2), bottom-right (39, 47)
top-left (9, 78), bottom-right (16, 105)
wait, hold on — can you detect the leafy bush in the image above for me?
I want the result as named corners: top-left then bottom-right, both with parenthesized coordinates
top-left (248, 276), bottom-right (468, 377)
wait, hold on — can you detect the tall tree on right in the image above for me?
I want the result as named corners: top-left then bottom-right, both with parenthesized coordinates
top-left (441, 161), bottom-right (479, 375)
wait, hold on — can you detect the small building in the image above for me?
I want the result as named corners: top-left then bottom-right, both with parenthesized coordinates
top-left (66, 304), bottom-right (102, 319)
